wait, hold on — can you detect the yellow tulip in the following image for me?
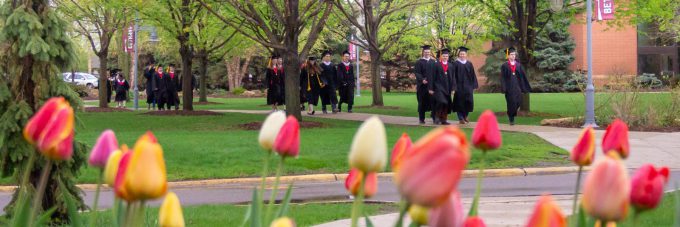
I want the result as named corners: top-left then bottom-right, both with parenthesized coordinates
top-left (104, 148), bottom-right (124, 187)
top-left (270, 217), bottom-right (296, 227)
top-left (259, 111), bottom-right (287, 150)
top-left (159, 192), bottom-right (185, 227)
top-left (408, 205), bottom-right (429, 225)
top-left (348, 116), bottom-right (387, 173)
top-left (124, 132), bottom-right (168, 200)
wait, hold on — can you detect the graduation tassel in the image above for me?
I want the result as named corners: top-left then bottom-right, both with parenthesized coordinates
top-left (307, 73), bottom-right (312, 91)
top-left (505, 49), bottom-right (509, 59)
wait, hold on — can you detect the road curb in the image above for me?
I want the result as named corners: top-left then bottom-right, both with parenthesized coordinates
top-left (0, 166), bottom-right (586, 193)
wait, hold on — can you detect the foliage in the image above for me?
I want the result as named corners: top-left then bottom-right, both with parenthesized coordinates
top-left (532, 18), bottom-right (584, 92)
top-left (0, 0), bottom-right (87, 222)
top-left (67, 84), bottom-right (89, 97)
top-left (480, 49), bottom-right (506, 92)
top-left (633, 73), bottom-right (664, 90)
top-left (231, 87), bottom-right (246, 95)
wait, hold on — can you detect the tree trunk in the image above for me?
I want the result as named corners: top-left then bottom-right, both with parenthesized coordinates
top-left (197, 50), bottom-right (208, 102)
top-left (180, 42), bottom-right (193, 110)
top-left (98, 52), bottom-right (109, 108)
top-left (370, 51), bottom-right (384, 106)
top-left (521, 93), bottom-right (531, 112)
top-left (385, 68), bottom-right (391, 93)
top-left (282, 50), bottom-right (301, 120)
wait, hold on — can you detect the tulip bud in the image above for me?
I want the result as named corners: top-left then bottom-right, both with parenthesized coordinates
top-left (526, 195), bottom-right (566, 227)
top-left (472, 110), bottom-right (502, 151)
top-left (273, 116), bottom-right (300, 158)
top-left (464, 216), bottom-right (487, 227)
top-left (259, 111), bottom-right (287, 150)
top-left (408, 205), bottom-right (429, 226)
top-left (601, 119), bottom-right (629, 159)
top-left (570, 127), bottom-right (595, 166)
top-left (390, 133), bottom-right (412, 172)
top-left (104, 148), bottom-right (125, 187)
top-left (270, 217), bottom-right (296, 227)
top-left (630, 164), bottom-right (670, 211)
top-left (344, 168), bottom-right (378, 198)
top-left (124, 132), bottom-right (168, 200)
top-left (396, 127), bottom-right (469, 207)
top-left (159, 192), bottom-right (185, 227)
top-left (348, 116), bottom-right (387, 173)
top-left (23, 97), bottom-right (75, 160)
top-left (89, 130), bottom-right (119, 168)
top-left (582, 154), bottom-right (630, 222)
top-left (428, 191), bottom-right (464, 227)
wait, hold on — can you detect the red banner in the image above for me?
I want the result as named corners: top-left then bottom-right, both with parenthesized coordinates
top-left (349, 42), bottom-right (356, 61)
top-left (597, 0), bottom-right (615, 21)
top-left (123, 24), bottom-right (135, 54)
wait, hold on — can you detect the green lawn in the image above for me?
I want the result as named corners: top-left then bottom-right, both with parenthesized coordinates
top-left (3, 111), bottom-right (566, 184)
top-left (88, 91), bottom-right (674, 125)
top-left (618, 191), bottom-right (680, 227)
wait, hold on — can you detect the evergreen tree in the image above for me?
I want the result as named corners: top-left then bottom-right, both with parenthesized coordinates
top-left (533, 18), bottom-right (584, 92)
top-left (0, 0), bottom-right (87, 223)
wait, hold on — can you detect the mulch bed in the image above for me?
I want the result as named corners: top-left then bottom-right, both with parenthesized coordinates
top-left (354, 105), bottom-right (401, 110)
top-left (494, 111), bottom-right (561, 118)
top-left (236, 121), bottom-right (326, 130)
top-left (194, 101), bottom-right (222, 105)
top-left (142, 110), bottom-right (223, 116)
top-left (84, 107), bottom-right (133, 112)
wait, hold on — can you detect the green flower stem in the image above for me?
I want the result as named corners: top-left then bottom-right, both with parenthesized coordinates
top-left (571, 166), bottom-right (584, 220)
top-left (258, 151), bottom-right (272, 222)
top-left (350, 173), bottom-right (367, 227)
top-left (28, 159), bottom-right (52, 227)
top-left (265, 157), bottom-right (285, 224)
top-left (469, 151), bottom-right (486, 217)
top-left (89, 169), bottom-right (104, 227)
top-left (135, 201), bottom-right (146, 227)
top-left (395, 199), bottom-right (410, 227)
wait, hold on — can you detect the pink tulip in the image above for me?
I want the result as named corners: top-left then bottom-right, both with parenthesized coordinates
top-left (570, 127), bottom-right (595, 166)
top-left (390, 133), bottom-right (412, 172)
top-left (396, 127), bottom-right (469, 207)
top-left (23, 97), bottom-right (75, 160)
top-left (630, 164), bottom-right (670, 211)
top-left (526, 195), bottom-right (566, 227)
top-left (581, 154), bottom-right (630, 222)
top-left (472, 110), bottom-right (502, 150)
top-left (428, 191), bottom-right (464, 227)
top-left (88, 130), bottom-right (119, 168)
top-left (344, 168), bottom-right (378, 198)
top-left (273, 116), bottom-right (300, 158)
top-left (464, 216), bottom-right (487, 227)
top-left (601, 119), bottom-right (629, 159)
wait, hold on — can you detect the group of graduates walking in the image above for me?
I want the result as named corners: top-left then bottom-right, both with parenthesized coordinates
top-left (143, 63), bottom-right (182, 110)
top-left (266, 50), bottom-right (356, 115)
top-left (415, 45), bottom-right (531, 125)
top-left (105, 69), bottom-right (130, 108)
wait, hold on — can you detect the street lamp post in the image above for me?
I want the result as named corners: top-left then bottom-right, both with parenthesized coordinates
top-left (583, 0), bottom-right (598, 127)
top-left (132, 13), bottom-right (159, 110)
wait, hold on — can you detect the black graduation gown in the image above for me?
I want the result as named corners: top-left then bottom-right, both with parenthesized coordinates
top-left (336, 62), bottom-right (355, 105)
top-left (319, 62), bottom-right (337, 106)
top-left (452, 60), bottom-right (478, 113)
top-left (153, 72), bottom-right (168, 104)
top-left (414, 58), bottom-right (436, 113)
top-left (144, 68), bottom-right (155, 104)
top-left (500, 61), bottom-right (532, 117)
top-left (265, 67), bottom-right (285, 105)
top-left (431, 61), bottom-right (455, 114)
top-left (167, 73), bottom-right (181, 106)
top-left (300, 67), bottom-right (323, 106)
top-left (106, 78), bottom-right (114, 103)
top-left (114, 79), bottom-right (130, 102)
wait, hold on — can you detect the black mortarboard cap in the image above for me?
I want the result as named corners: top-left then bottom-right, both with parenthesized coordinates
top-left (507, 47), bottom-right (517, 53)
top-left (458, 46), bottom-right (469, 52)
top-left (168, 63), bottom-right (176, 68)
top-left (440, 48), bottom-right (451, 55)
top-left (421, 45), bottom-right (432, 50)
top-left (271, 53), bottom-right (279, 59)
top-left (322, 50), bottom-right (332, 56)
top-left (308, 56), bottom-right (316, 61)
top-left (342, 50), bottom-right (350, 55)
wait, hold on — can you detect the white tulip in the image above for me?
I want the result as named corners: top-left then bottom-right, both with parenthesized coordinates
top-left (348, 116), bottom-right (387, 172)
top-left (258, 111), bottom-right (287, 150)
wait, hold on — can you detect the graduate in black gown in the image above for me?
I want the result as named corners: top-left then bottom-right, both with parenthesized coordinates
top-left (113, 72), bottom-right (130, 108)
top-left (431, 48), bottom-right (456, 125)
top-left (336, 50), bottom-right (355, 113)
top-left (144, 62), bottom-right (157, 110)
top-left (452, 46), bottom-right (478, 124)
top-left (106, 69), bottom-right (117, 104)
top-left (167, 64), bottom-right (181, 110)
top-left (500, 47), bottom-right (532, 125)
top-left (153, 65), bottom-right (169, 110)
top-left (300, 57), bottom-right (324, 115)
top-left (414, 45), bottom-right (436, 124)
top-left (319, 50), bottom-right (338, 114)
top-left (265, 54), bottom-right (285, 111)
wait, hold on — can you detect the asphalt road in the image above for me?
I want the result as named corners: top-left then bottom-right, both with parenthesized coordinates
top-left (2, 170), bottom-right (678, 210)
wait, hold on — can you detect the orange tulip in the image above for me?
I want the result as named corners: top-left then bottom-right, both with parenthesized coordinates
top-left (464, 216), bottom-right (487, 227)
top-left (526, 195), bottom-right (566, 227)
top-left (581, 153), bottom-right (630, 222)
top-left (273, 116), bottom-right (300, 158)
top-left (123, 132), bottom-right (168, 200)
top-left (23, 97), bottom-right (75, 160)
top-left (159, 192), bottom-right (185, 227)
top-left (601, 119), bottom-right (629, 159)
top-left (630, 164), bottom-right (670, 211)
top-left (396, 126), bottom-right (469, 207)
top-left (390, 133), bottom-right (412, 172)
top-left (472, 110), bottom-right (502, 150)
top-left (570, 127), bottom-right (595, 166)
top-left (428, 191), bottom-right (464, 227)
top-left (344, 168), bottom-right (378, 198)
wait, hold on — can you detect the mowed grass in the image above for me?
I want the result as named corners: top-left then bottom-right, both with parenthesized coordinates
top-left (90, 91), bottom-right (675, 125)
top-left (1, 111), bottom-right (566, 185)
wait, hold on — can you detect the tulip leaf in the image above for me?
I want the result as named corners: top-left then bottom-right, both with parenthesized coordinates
top-left (364, 213), bottom-right (375, 227)
top-left (60, 180), bottom-right (83, 227)
top-left (408, 222), bottom-right (420, 227)
top-left (240, 204), bottom-right (252, 227)
top-left (35, 206), bottom-right (57, 226)
top-left (276, 183), bottom-right (294, 218)
top-left (249, 189), bottom-right (261, 227)
top-left (10, 189), bottom-right (31, 227)
top-left (577, 205), bottom-right (586, 227)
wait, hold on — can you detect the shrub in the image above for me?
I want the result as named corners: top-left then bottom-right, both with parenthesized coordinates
top-left (67, 83), bottom-right (89, 97)
top-left (232, 87), bottom-right (247, 95)
top-left (633, 73), bottom-right (664, 89)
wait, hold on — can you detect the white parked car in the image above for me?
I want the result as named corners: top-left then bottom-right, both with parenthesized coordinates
top-left (62, 72), bottom-right (99, 89)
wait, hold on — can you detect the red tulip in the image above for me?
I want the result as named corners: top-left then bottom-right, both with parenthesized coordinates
top-left (630, 164), bottom-right (670, 211)
top-left (581, 153), bottom-right (630, 222)
top-left (88, 130), bottom-right (119, 168)
top-left (23, 97), bottom-right (75, 160)
top-left (464, 216), bottom-right (487, 227)
top-left (396, 126), bottom-right (469, 207)
top-left (526, 195), bottom-right (566, 227)
top-left (344, 168), bottom-right (378, 198)
top-left (428, 191), bottom-right (464, 227)
top-left (273, 116), bottom-right (300, 158)
top-left (390, 133), bottom-right (412, 172)
top-left (114, 149), bottom-right (133, 201)
top-left (601, 119), bottom-right (629, 159)
top-left (472, 110), bottom-right (502, 151)
top-left (570, 127), bottom-right (595, 166)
